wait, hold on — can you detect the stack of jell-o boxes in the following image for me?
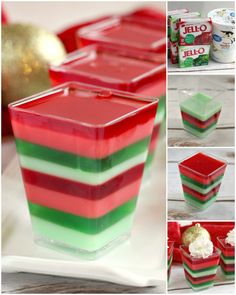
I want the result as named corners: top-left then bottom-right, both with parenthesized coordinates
top-left (168, 9), bottom-right (213, 68)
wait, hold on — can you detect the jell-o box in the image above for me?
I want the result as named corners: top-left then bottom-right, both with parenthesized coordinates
top-left (178, 152), bottom-right (227, 210)
top-left (78, 16), bottom-right (166, 54)
top-left (179, 92), bottom-right (222, 138)
top-left (168, 9), bottom-right (189, 36)
top-left (178, 45), bottom-right (210, 67)
top-left (169, 12), bottom-right (201, 42)
top-left (217, 228), bottom-right (235, 279)
top-left (178, 18), bottom-right (212, 46)
top-left (9, 82), bottom-right (158, 258)
top-left (181, 237), bottom-right (220, 291)
top-left (49, 45), bottom-right (166, 167)
top-left (168, 240), bottom-right (175, 281)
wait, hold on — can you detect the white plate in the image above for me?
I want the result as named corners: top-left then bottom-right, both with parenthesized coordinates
top-left (2, 140), bottom-right (166, 288)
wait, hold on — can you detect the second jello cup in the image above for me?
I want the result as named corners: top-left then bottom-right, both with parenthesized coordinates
top-left (217, 236), bottom-right (235, 279)
top-left (179, 92), bottom-right (222, 138)
top-left (168, 240), bottom-right (175, 281)
top-left (178, 152), bottom-right (227, 210)
top-left (9, 82), bottom-right (158, 259)
top-left (181, 245), bottom-right (220, 291)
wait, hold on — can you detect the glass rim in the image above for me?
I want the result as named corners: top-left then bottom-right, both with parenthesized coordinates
top-left (180, 245), bottom-right (220, 260)
top-left (217, 236), bottom-right (235, 249)
top-left (49, 43), bottom-right (166, 77)
top-left (9, 81), bottom-right (158, 129)
top-left (178, 152), bottom-right (227, 178)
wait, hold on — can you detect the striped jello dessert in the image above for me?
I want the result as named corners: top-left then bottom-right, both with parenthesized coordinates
top-left (178, 152), bottom-right (227, 210)
top-left (181, 245), bottom-right (220, 291)
top-left (49, 44), bottom-right (166, 168)
top-left (180, 92), bottom-right (222, 138)
top-left (9, 82), bottom-right (158, 258)
top-left (168, 240), bottom-right (174, 281)
top-left (217, 234), bottom-right (235, 279)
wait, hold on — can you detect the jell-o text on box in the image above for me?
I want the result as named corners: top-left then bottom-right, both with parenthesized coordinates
top-left (9, 82), bottom-right (158, 258)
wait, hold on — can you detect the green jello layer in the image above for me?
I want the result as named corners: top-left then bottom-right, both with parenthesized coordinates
top-left (183, 262), bottom-right (218, 278)
top-left (31, 213), bottom-right (134, 253)
top-left (220, 253), bottom-right (235, 264)
top-left (184, 193), bottom-right (217, 210)
top-left (221, 267), bottom-right (235, 279)
top-left (180, 173), bottom-right (223, 190)
top-left (183, 122), bottom-right (217, 138)
top-left (168, 254), bottom-right (173, 268)
top-left (28, 197), bottom-right (137, 235)
top-left (186, 278), bottom-right (214, 291)
top-left (15, 137), bottom-right (150, 173)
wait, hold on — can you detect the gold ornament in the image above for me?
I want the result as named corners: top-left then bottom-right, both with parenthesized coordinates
top-left (182, 223), bottom-right (211, 246)
top-left (2, 23), bottom-right (66, 106)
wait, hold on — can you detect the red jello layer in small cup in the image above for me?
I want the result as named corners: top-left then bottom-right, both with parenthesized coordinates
top-left (178, 153), bottom-right (227, 186)
top-left (182, 184), bottom-right (221, 201)
top-left (168, 240), bottom-right (175, 260)
top-left (181, 111), bottom-right (221, 129)
top-left (181, 246), bottom-right (220, 271)
top-left (220, 260), bottom-right (235, 272)
top-left (217, 237), bottom-right (235, 257)
top-left (184, 270), bottom-right (216, 284)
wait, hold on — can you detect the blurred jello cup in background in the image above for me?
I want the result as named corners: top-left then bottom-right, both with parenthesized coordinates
top-left (9, 82), bottom-right (158, 259)
top-left (208, 8), bottom-right (235, 63)
top-left (168, 240), bottom-right (175, 281)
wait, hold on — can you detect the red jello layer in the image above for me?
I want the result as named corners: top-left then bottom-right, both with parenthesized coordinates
top-left (179, 153), bottom-right (226, 185)
top-left (11, 116), bottom-right (153, 159)
top-left (184, 270), bottom-right (216, 284)
top-left (25, 178), bottom-right (140, 218)
top-left (217, 238), bottom-right (235, 257)
top-left (22, 164), bottom-right (144, 200)
top-left (181, 247), bottom-right (220, 270)
top-left (181, 111), bottom-right (221, 129)
top-left (182, 184), bottom-right (221, 201)
top-left (149, 124), bottom-right (161, 153)
top-left (220, 260), bottom-right (235, 272)
top-left (168, 241), bottom-right (174, 260)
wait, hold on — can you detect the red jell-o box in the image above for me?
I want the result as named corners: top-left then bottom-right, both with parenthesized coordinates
top-left (179, 18), bottom-right (212, 46)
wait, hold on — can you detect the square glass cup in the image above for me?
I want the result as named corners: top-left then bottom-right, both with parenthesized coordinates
top-left (180, 245), bottom-right (220, 291)
top-left (49, 44), bottom-right (166, 168)
top-left (178, 77), bottom-right (224, 138)
top-left (217, 236), bottom-right (235, 279)
top-left (9, 82), bottom-right (158, 259)
top-left (77, 16), bottom-right (166, 54)
top-left (178, 152), bottom-right (227, 210)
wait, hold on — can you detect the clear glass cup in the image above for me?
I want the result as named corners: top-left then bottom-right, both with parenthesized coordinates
top-left (9, 82), bottom-right (158, 259)
top-left (217, 236), bottom-right (235, 279)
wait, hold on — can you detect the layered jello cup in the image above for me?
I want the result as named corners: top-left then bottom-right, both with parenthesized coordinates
top-left (78, 16), bottom-right (166, 54)
top-left (9, 82), bottom-right (158, 258)
top-left (181, 245), bottom-right (220, 291)
top-left (168, 240), bottom-right (175, 281)
top-left (178, 152), bottom-right (227, 210)
top-left (217, 236), bottom-right (235, 279)
top-left (179, 91), bottom-right (222, 138)
top-left (49, 44), bottom-right (166, 168)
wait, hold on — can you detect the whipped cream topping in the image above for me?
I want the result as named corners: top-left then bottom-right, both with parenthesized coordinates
top-left (225, 228), bottom-right (235, 246)
top-left (189, 236), bottom-right (213, 259)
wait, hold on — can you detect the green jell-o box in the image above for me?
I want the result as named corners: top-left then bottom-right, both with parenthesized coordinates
top-left (178, 45), bottom-right (210, 68)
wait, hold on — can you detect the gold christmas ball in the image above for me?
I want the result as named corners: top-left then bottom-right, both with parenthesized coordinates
top-left (2, 23), bottom-right (66, 106)
top-left (182, 223), bottom-right (211, 246)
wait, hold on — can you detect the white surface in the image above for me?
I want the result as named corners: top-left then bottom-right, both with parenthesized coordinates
top-left (168, 264), bottom-right (235, 294)
top-left (2, 140), bottom-right (166, 288)
top-left (4, 1), bottom-right (166, 32)
top-left (168, 59), bottom-right (235, 74)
